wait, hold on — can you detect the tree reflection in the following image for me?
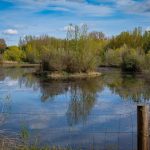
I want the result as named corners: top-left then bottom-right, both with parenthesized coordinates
top-left (102, 71), bottom-right (150, 102)
top-left (67, 78), bottom-right (103, 126)
top-left (39, 78), bottom-right (103, 125)
top-left (40, 81), bottom-right (69, 102)
top-left (2, 67), bottom-right (36, 80)
top-left (0, 68), bottom-right (5, 81)
top-left (1, 67), bottom-right (150, 127)
top-left (0, 67), bottom-right (39, 90)
top-left (0, 94), bottom-right (12, 125)
top-left (18, 74), bottom-right (39, 90)
top-left (2, 67), bottom-right (150, 104)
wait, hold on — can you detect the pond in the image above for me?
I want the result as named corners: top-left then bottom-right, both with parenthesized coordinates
top-left (0, 67), bottom-right (150, 150)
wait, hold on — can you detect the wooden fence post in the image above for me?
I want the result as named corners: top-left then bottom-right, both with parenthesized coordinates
top-left (137, 105), bottom-right (149, 150)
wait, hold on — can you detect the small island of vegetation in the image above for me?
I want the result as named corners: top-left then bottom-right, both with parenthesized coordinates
top-left (0, 25), bottom-right (150, 78)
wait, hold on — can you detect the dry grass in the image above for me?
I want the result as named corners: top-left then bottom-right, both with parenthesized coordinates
top-left (0, 130), bottom-right (22, 150)
top-left (35, 71), bottom-right (101, 80)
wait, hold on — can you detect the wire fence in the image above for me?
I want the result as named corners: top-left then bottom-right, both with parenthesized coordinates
top-left (0, 109), bottom-right (138, 150)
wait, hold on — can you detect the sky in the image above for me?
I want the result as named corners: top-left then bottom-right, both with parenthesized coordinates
top-left (0, 0), bottom-right (150, 45)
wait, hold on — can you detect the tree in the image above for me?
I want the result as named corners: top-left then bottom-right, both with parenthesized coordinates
top-left (143, 31), bottom-right (150, 53)
top-left (3, 46), bottom-right (24, 62)
top-left (0, 39), bottom-right (7, 54)
top-left (107, 27), bottom-right (143, 49)
top-left (89, 31), bottom-right (105, 40)
top-left (121, 48), bottom-right (142, 72)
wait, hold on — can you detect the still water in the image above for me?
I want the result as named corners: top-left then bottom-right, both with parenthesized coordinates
top-left (0, 67), bottom-right (150, 150)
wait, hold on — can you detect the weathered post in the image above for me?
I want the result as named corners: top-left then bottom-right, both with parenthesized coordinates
top-left (137, 105), bottom-right (149, 150)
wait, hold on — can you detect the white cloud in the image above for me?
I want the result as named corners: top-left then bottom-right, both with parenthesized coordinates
top-left (2, 0), bottom-right (150, 16)
top-left (3, 29), bottom-right (18, 35)
top-left (2, 0), bottom-right (113, 17)
top-left (116, 0), bottom-right (150, 15)
top-left (1, 0), bottom-right (150, 46)
top-left (48, 6), bottom-right (70, 12)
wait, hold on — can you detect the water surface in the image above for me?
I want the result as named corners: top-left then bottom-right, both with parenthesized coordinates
top-left (0, 67), bottom-right (150, 150)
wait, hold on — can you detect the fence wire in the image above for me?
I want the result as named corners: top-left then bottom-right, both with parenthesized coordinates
top-left (0, 109), bottom-right (138, 150)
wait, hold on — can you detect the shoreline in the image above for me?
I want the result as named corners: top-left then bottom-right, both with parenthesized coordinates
top-left (0, 61), bottom-right (39, 68)
top-left (35, 71), bottom-right (101, 80)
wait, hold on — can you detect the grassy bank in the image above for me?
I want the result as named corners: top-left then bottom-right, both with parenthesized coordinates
top-left (1, 61), bottom-right (39, 68)
top-left (35, 71), bottom-right (101, 80)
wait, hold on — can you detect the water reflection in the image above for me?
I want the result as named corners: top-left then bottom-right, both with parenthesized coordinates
top-left (0, 67), bottom-right (150, 114)
top-left (0, 94), bottom-right (12, 130)
top-left (103, 71), bottom-right (150, 102)
top-left (67, 79), bottom-right (103, 126)
top-left (0, 67), bottom-right (149, 149)
top-left (38, 78), bottom-right (104, 125)
top-left (40, 81), bottom-right (69, 102)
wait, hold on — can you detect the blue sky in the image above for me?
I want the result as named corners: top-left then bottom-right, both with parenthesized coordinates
top-left (0, 0), bottom-right (150, 45)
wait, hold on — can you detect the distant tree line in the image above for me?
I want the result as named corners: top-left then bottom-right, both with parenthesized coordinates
top-left (1, 25), bottom-right (150, 72)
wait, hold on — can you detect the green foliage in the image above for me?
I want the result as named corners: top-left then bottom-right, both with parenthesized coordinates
top-left (20, 35), bottom-right (60, 64)
top-left (107, 27), bottom-right (143, 49)
top-left (121, 48), bottom-right (143, 72)
top-left (143, 31), bottom-right (150, 53)
top-left (0, 39), bottom-right (7, 54)
top-left (104, 49), bottom-right (122, 67)
top-left (21, 126), bottom-right (29, 140)
top-left (14, 26), bottom-right (150, 72)
top-left (0, 54), bottom-right (3, 63)
top-left (25, 44), bottom-right (39, 63)
top-left (3, 46), bottom-right (24, 62)
top-left (103, 44), bottom-right (146, 72)
top-left (20, 24), bottom-right (103, 73)
top-left (144, 51), bottom-right (150, 70)
top-left (41, 47), bottom-right (66, 71)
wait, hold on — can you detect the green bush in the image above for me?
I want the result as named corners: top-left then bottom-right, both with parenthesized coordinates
top-left (3, 46), bottom-right (24, 62)
top-left (0, 54), bottom-right (3, 64)
top-left (144, 51), bottom-right (150, 70)
top-left (41, 42), bottom-right (98, 73)
top-left (104, 49), bottom-right (122, 67)
top-left (25, 44), bottom-right (39, 63)
top-left (0, 39), bottom-right (7, 54)
top-left (121, 48), bottom-right (142, 72)
top-left (41, 47), bottom-right (66, 72)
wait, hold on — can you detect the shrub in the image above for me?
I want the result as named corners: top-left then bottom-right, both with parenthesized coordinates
top-left (104, 45), bottom-right (129, 67)
top-left (41, 47), bottom-right (66, 72)
top-left (0, 54), bottom-right (3, 64)
top-left (24, 24), bottom-right (100, 73)
top-left (104, 49), bottom-right (122, 67)
top-left (3, 46), bottom-right (24, 62)
top-left (144, 51), bottom-right (150, 70)
top-left (25, 44), bottom-right (39, 63)
top-left (121, 48), bottom-right (142, 72)
top-left (41, 43), bottom-right (99, 73)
